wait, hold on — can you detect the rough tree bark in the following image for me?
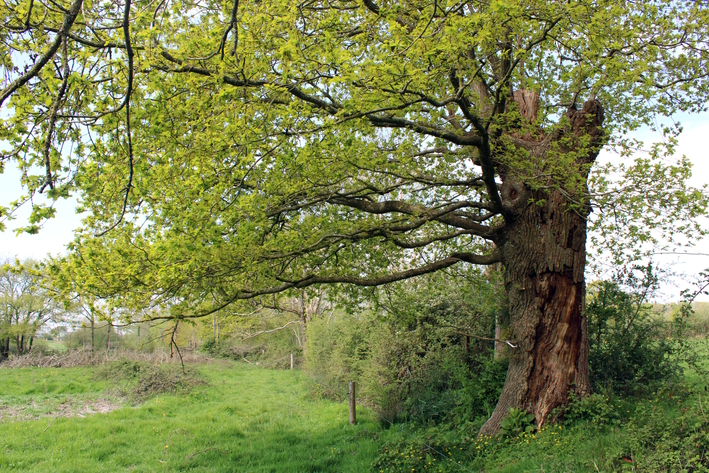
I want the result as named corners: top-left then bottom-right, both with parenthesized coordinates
top-left (480, 99), bottom-right (602, 435)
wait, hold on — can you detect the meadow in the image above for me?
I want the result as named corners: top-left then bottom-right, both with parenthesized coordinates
top-left (0, 361), bottom-right (387, 472)
top-left (1, 342), bottom-right (708, 472)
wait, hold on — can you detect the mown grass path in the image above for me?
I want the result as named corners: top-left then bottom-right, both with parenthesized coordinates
top-left (0, 363), bottom-right (385, 472)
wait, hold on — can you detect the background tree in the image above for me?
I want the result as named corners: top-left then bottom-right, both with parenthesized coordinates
top-left (0, 259), bottom-right (63, 359)
top-left (2, 0), bottom-right (709, 432)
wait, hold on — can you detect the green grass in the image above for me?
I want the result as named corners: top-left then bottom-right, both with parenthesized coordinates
top-left (0, 367), bottom-right (119, 422)
top-left (4, 357), bottom-right (708, 472)
top-left (0, 363), bottom-right (388, 472)
top-left (1, 367), bottom-right (108, 396)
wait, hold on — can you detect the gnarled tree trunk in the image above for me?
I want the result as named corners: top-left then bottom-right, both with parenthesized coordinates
top-left (480, 99), bottom-right (602, 435)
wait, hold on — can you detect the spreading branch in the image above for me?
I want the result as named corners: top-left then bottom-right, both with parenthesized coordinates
top-left (0, 0), bottom-right (83, 108)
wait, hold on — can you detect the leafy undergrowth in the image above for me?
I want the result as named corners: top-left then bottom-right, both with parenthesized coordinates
top-left (373, 385), bottom-right (709, 473)
top-left (0, 362), bottom-right (387, 472)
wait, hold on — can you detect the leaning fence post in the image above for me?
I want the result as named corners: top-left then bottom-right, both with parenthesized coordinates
top-left (290, 353), bottom-right (294, 370)
top-left (349, 381), bottom-right (356, 425)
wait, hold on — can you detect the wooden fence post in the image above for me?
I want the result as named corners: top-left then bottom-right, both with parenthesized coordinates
top-left (349, 381), bottom-right (356, 425)
top-left (290, 353), bottom-right (294, 369)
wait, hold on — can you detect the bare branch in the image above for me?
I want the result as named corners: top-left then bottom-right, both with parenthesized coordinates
top-left (362, 0), bottom-right (379, 15)
top-left (39, 37), bottom-right (71, 194)
top-left (238, 320), bottom-right (301, 340)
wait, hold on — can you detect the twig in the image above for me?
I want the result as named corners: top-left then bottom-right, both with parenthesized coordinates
top-left (170, 320), bottom-right (185, 374)
top-left (42, 415), bottom-right (58, 433)
top-left (239, 320), bottom-right (301, 340)
top-left (185, 446), bottom-right (224, 460)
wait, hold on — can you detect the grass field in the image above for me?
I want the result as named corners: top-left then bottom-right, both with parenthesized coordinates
top-left (0, 362), bottom-right (388, 472)
top-left (2, 355), bottom-right (708, 472)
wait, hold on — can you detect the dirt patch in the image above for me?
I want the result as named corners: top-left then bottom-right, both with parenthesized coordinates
top-left (0, 396), bottom-right (126, 422)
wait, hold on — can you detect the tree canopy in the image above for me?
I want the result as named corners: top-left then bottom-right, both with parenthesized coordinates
top-left (2, 0), bottom-right (708, 432)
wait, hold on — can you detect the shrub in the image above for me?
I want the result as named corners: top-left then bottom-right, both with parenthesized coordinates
top-left (202, 311), bottom-right (304, 369)
top-left (452, 355), bottom-right (509, 430)
top-left (27, 338), bottom-right (57, 355)
top-left (562, 392), bottom-right (622, 427)
top-left (587, 279), bottom-right (679, 395)
top-left (306, 270), bottom-right (508, 429)
top-left (305, 310), bottom-right (373, 401)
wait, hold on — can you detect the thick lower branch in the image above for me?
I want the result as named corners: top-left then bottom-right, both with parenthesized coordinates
top-left (246, 250), bottom-right (501, 296)
top-left (330, 197), bottom-right (495, 235)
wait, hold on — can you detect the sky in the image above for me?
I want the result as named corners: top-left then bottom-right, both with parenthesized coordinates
top-left (633, 112), bottom-right (709, 300)
top-left (1, 112), bottom-right (709, 301)
top-left (0, 164), bottom-right (82, 261)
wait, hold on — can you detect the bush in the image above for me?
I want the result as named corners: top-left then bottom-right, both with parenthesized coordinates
top-left (358, 316), bottom-right (472, 425)
top-left (306, 270), bottom-right (508, 429)
top-left (201, 310), bottom-right (304, 369)
top-left (452, 355), bottom-right (508, 430)
top-left (562, 391), bottom-right (623, 427)
top-left (27, 338), bottom-right (57, 355)
top-left (587, 279), bottom-right (680, 395)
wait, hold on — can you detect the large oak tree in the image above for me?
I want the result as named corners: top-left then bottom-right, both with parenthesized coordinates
top-left (1, 0), bottom-right (708, 432)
